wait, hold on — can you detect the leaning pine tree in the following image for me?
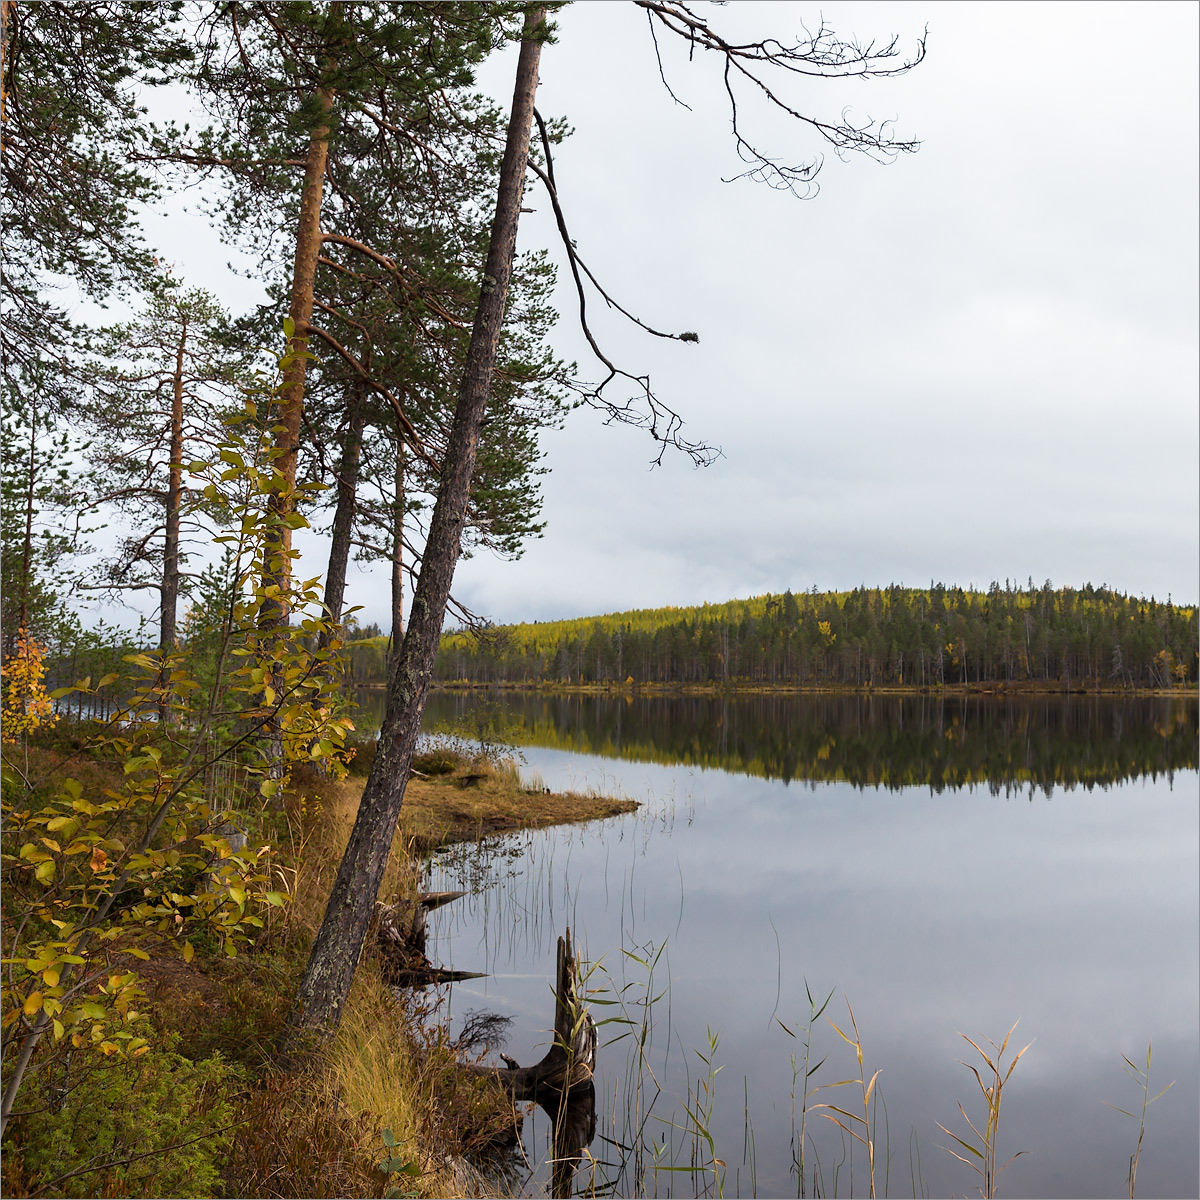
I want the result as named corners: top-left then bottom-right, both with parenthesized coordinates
top-left (289, 6), bottom-right (550, 1033)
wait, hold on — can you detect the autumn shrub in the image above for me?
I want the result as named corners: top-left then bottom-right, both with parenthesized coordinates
top-left (3, 1033), bottom-right (242, 1199)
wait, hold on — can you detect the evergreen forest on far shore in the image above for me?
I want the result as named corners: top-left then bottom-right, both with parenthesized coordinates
top-left (334, 582), bottom-right (1199, 691)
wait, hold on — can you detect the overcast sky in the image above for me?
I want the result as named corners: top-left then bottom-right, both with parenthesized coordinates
top-left (128, 1), bottom-right (1200, 630)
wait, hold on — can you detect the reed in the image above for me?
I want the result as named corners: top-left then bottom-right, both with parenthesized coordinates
top-left (1104, 1040), bottom-right (1175, 1199)
top-left (778, 979), bottom-right (833, 1198)
top-left (810, 998), bottom-right (882, 1198)
top-left (936, 1020), bottom-right (1033, 1198)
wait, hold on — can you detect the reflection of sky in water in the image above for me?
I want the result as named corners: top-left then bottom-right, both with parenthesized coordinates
top-left (425, 749), bottom-right (1199, 1198)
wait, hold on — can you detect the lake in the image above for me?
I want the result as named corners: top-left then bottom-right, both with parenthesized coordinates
top-left (390, 691), bottom-right (1199, 1198)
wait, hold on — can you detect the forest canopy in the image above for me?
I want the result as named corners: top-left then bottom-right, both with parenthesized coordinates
top-left (411, 582), bottom-right (1199, 690)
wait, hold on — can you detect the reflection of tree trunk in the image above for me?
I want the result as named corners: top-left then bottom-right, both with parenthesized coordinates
top-left (288, 9), bottom-right (546, 1035)
top-left (320, 378), bottom-right (367, 645)
top-left (391, 437), bottom-right (405, 640)
top-left (544, 1080), bottom-right (597, 1199)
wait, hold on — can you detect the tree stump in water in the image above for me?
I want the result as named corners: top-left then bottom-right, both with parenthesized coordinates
top-left (478, 929), bottom-right (597, 1103)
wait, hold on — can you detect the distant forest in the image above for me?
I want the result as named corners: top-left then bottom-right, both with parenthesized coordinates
top-left (342, 583), bottom-right (1199, 690)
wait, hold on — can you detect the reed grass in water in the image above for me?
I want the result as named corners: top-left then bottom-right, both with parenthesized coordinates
top-left (936, 1020), bottom-right (1033, 1199)
top-left (1105, 1040), bottom-right (1175, 1199)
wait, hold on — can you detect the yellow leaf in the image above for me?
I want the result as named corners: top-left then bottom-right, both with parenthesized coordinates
top-left (89, 846), bottom-right (108, 873)
top-left (35, 860), bottom-right (55, 884)
top-left (24, 991), bottom-right (43, 1016)
top-left (42, 967), bottom-right (60, 988)
top-left (182, 941), bottom-right (194, 963)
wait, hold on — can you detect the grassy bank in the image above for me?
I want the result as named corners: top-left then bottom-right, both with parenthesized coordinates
top-left (1, 738), bottom-right (635, 1199)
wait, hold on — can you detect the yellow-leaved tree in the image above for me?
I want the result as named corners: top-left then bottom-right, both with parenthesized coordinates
top-left (0, 347), bottom-right (354, 1135)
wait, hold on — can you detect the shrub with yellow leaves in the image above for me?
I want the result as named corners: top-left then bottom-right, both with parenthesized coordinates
top-left (1, 629), bottom-right (58, 744)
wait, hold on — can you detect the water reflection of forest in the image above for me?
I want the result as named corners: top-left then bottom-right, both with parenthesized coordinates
top-left (410, 691), bottom-right (1199, 793)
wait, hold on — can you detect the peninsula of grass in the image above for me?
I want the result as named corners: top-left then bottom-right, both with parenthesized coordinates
top-left (398, 747), bottom-right (639, 852)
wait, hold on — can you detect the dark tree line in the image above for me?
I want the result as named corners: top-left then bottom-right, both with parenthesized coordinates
top-left (423, 689), bottom-right (1200, 792)
top-left (429, 582), bottom-right (1199, 689)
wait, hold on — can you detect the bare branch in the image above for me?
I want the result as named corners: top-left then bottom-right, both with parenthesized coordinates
top-left (635, 1), bottom-right (924, 194)
top-left (530, 110), bottom-right (716, 467)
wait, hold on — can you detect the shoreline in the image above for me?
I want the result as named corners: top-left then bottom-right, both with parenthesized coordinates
top-left (357, 680), bottom-right (1199, 699)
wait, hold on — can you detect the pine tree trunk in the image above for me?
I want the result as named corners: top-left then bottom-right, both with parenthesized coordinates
top-left (261, 84), bottom-right (333, 628)
top-left (288, 7), bottom-right (547, 1036)
top-left (319, 377), bottom-right (367, 645)
top-left (260, 81), bottom-right (333, 775)
top-left (161, 319), bottom-right (186, 654)
top-left (391, 437), bottom-right (405, 640)
top-left (17, 399), bottom-right (35, 648)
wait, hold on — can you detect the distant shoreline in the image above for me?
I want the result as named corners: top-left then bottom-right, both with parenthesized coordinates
top-left (353, 680), bottom-right (1200, 699)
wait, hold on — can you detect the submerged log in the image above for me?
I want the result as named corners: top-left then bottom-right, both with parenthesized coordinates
top-left (478, 929), bottom-right (597, 1104)
top-left (374, 892), bottom-right (484, 986)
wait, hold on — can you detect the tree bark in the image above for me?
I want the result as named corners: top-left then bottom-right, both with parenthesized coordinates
top-left (288, 7), bottom-right (547, 1035)
top-left (261, 83), bottom-right (334, 628)
top-left (160, 317), bottom-right (187, 654)
top-left (319, 377), bottom-right (367, 647)
top-left (17, 396), bottom-right (35, 648)
top-left (391, 436), bottom-right (405, 639)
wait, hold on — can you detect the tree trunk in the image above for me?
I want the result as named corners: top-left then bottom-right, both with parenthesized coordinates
top-left (17, 397), bottom-right (35, 649)
top-left (288, 7), bottom-right (547, 1036)
top-left (391, 436), bottom-right (405, 640)
top-left (160, 318), bottom-right (186, 654)
top-left (259, 80), bottom-right (334, 777)
top-left (261, 83), bottom-right (334, 628)
top-left (319, 377), bottom-right (367, 647)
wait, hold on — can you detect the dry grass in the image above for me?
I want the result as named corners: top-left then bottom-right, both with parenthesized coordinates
top-left (400, 754), bottom-right (638, 852)
top-left (322, 968), bottom-right (518, 1197)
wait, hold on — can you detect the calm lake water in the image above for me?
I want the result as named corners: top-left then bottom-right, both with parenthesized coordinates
top-left (395, 692), bottom-right (1199, 1199)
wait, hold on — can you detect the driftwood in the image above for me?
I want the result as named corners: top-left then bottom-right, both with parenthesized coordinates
top-left (373, 892), bottom-right (485, 986)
